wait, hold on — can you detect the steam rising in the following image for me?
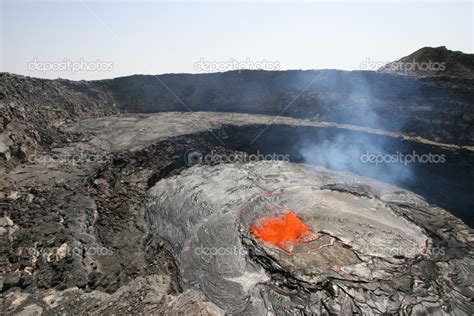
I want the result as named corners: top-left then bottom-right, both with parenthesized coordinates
top-left (297, 72), bottom-right (414, 185)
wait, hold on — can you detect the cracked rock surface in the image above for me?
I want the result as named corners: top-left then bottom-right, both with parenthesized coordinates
top-left (147, 161), bottom-right (473, 315)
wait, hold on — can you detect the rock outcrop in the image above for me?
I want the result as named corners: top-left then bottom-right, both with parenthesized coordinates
top-left (379, 46), bottom-right (474, 79)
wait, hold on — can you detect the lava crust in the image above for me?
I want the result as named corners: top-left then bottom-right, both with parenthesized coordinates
top-left (2, 113), bottom-right (472, 315)
top-left (146, 161), bottom-right (473, 314)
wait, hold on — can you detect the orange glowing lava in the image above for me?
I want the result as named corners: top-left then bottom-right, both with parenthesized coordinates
top-left (250, 211), bottom-right (310, 248)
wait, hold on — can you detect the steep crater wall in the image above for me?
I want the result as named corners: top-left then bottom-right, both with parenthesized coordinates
top-left (1, 70), bottom-right (473, 168)
top-left (106, 71), bottom-right (474, 145)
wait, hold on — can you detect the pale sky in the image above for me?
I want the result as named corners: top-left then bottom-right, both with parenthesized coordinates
top-left (1, 0), bottom-right (473, 80)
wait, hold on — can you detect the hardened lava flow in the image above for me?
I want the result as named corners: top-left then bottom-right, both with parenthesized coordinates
top-left (146, 161), bottom-right (473, 315)
top-left (2, 113), bottom-right (473, 315)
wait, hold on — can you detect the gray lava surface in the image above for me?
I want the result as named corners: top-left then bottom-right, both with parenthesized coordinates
top-left (147, 161), bottom-right (473, 314)
top-left (2, 113), bottom-right (473, 315)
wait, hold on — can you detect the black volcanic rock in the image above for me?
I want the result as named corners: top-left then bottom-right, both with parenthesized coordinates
top-left (1, 69), bottom-right (473, 152)
top-left (379, 46), bottom-right (474, 78)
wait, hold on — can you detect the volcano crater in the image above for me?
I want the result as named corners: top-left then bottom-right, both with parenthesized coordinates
top-left (146, 161), bottom-right (471, 314)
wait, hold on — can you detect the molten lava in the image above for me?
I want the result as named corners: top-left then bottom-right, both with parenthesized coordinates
top-left (250, 211), bottom-right (310, 248)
